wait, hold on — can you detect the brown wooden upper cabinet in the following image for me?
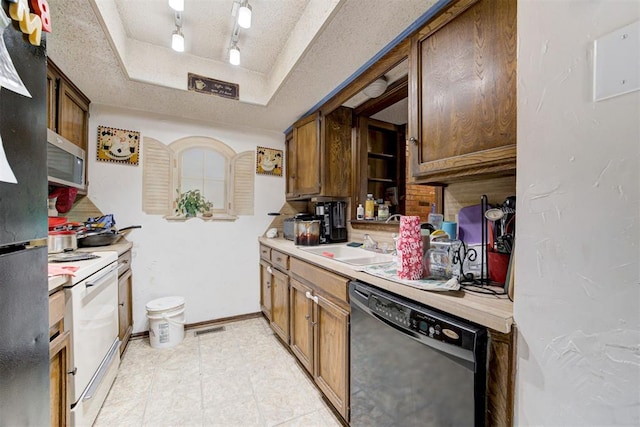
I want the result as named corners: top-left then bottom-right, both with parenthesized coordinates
top-left (46, 59), bottom-right (90, 151)
top-left (408, 0), bottom-right (517, 184)
top-left (286, 107), bottom-right (352, 200)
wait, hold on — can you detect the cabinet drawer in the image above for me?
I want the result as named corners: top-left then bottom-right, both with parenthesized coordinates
top-left (271, 249), bottom-right (289, 271)
top-left (49, 290), bottom-right (65, 339)
top-left (117, 250), bottom-right (132, 277)
top-left (260, 244), bottom-right (272, 261)
top-left (290, 257), bottom-right (348, 304)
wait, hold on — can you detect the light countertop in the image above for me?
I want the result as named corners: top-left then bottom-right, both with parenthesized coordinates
top-left (259, 237), bottom-right (514, 334)
top-left (48, 241), bottom-right (132, 294)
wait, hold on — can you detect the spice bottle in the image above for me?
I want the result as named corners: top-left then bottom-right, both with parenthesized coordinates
top-left (356, 204), bottom-right (364, 220)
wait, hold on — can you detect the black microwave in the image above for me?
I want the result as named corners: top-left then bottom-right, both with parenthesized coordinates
top-left (47, 129), bottom-right (86, 190)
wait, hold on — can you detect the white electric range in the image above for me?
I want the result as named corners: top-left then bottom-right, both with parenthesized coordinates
top-left (49, 250), bottom-right (120, 427)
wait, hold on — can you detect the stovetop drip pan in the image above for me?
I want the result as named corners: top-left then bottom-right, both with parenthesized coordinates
top-left (49, 253), bottom-right (100, 263)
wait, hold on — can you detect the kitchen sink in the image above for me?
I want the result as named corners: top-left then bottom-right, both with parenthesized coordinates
top-left (298, 244), bottom-right (395, 266)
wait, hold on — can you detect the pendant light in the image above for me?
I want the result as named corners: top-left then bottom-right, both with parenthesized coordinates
top-left (238, 0), bottom-right (252, 29)
top-left (229, 43), bottom-right (240, 65)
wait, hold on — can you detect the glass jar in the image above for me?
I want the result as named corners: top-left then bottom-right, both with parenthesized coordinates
top-left (424, 242), bottom-right (452, 280)
top-left (295, 220), bottom-right (320, 246)
top-left (378, 203), bottom-right (389, 221)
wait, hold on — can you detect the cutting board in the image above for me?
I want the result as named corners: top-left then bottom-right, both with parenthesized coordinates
top-left (457, 204), bottom-right (484, 244)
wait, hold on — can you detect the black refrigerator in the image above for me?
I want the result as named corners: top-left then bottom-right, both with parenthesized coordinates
top-left (0, 13), bottom-right (49, 427)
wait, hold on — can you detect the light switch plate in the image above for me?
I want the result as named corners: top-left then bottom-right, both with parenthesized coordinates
top-left (593, 20), bottom-right (640, 101)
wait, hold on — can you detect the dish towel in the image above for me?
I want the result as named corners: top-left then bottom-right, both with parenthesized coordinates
top-left (48, 265), bottom-right (79, 277)
top-left (364, 263), bottom-right (460, 291)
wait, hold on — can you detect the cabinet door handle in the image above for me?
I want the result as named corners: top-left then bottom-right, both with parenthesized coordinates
top-left (305, 314), bottom-right (310, 320)
top-left (305, 291), bottom-right (319, 304)
top-left (119, 302), bottom-right (124, 307)
top-left (68, 367), bottom-right (77, 376)
top-left (266, 266), bottom-right (273, 274)
top-left (408, 136), bottom-right (419, 145)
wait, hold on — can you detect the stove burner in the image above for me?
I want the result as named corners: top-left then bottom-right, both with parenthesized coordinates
top-left (49, 253), bottom-right (101, 263)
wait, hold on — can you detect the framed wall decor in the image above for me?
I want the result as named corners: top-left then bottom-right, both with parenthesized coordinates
top-left (256, 146), bottom-right (283, 176)
top-left (97, 126), bottom-right (140, 165)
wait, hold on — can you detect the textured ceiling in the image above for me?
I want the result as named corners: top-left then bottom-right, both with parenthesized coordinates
top-left (114, 0), bottom-right (309, 75)
top-left (46, 0), bottom-right (440, 133)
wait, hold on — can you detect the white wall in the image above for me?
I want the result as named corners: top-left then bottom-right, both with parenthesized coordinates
top-left (516, 1), bottom-right (640, 425)
top-left (87, 105), bottom-right (285, 333)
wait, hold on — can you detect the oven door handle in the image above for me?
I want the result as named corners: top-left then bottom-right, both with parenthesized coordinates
top-left (351, 295), bottom-right (476, 369)
top-left (85, 263), bottom-right (118, 288)
top-left (82, 339), bottom-right (120, 402)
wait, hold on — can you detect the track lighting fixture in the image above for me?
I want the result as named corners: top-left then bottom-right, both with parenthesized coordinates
top-left (229, 43), bottom-right (240, 65)
top-left (238, 0), bottom-right (252, 29)
top-left (171, 11), bottom-right (184, 52)
top-left (172, 29), bottom-right (184, 52)
top-left (168, 0), bottom-right (184, 12)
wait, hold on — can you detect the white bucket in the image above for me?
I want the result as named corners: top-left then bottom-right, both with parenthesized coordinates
top-left (146, 296), bottom-right (185, 349)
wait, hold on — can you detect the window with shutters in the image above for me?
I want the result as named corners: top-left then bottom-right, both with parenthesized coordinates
top-left (142, 136), bottom-right (254, 221)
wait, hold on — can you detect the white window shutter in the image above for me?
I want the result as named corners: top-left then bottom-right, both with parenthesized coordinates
top-left (142, 137), bottom-right (173, 215)
top-left (231, 151), bottom-right (255, 215)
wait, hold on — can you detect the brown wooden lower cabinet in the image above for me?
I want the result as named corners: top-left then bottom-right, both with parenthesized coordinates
top-left (117, 250), bottom-right (134, 355)
top-left (270, 268), bottom-right (290, 343)
top-left (49, 289), bottom-right (70, 427)
top-left (259, 261), bottom-right (272, 321)
top-left (289, 278), bottom-right (314, 373)
top-left (487, 327), bottom-right (517, 427)
top-left (50, 331), bottom-right (71, 427)
top-left (289, 258), bottom-right (351, 421)
top-left (313, 293), bottom-right (349, 418)
top-left (118, 268), bottom-right (133, 354)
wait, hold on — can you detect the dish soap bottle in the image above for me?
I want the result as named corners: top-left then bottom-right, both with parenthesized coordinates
top-left (365, 194), bottom-right (375, 220)
top-left (356, 203), bottom-right (365, 220)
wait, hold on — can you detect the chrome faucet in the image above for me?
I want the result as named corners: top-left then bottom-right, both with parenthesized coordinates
top-left (363, 234), bottom-right (378, 251)
top-left (385, 214), bottom-right (403, 223)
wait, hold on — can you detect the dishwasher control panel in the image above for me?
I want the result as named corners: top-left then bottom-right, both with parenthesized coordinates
top-left (369, 293), bottom-right (467, 348)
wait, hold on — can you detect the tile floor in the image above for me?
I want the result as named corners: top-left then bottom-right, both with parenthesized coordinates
top-left (94, 317), bottom-right (342, 427)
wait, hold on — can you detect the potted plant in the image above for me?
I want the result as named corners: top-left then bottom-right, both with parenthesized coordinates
top-left (175, 189), bottom-right (213, 217)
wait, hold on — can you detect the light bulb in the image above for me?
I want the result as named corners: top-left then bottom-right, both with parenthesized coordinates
top-left (238, 2), bottom-right (252, 29)
top-left (169, 0), bottom-right (184, 11)
top-left (229, 44), bottom-right (240, 65)
top-left (172, 30), bottom-right (184, 52)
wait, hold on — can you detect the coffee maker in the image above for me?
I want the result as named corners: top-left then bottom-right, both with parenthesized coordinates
top-left (314, 201), bottom-right (347, 244)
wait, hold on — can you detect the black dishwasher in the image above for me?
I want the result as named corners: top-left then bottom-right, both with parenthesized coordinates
top-left (349, 281), bottom-right (487, 426)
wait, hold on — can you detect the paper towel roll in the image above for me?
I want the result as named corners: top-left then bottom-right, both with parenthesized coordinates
top-left (396, 216), bottom-right (423, 280)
